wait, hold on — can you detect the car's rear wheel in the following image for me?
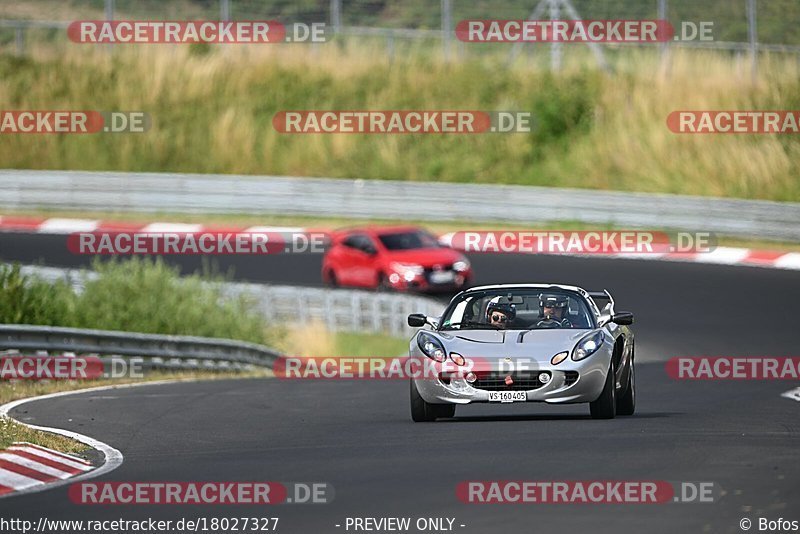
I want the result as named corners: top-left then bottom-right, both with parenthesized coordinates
top-left (590, 361), bottom-right (617, 419)
top-left (617, 355), bottom-right (635, 416)
top-left (410, 381), bottom-right (455, 422)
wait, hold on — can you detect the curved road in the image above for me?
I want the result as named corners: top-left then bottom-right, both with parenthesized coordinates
top-left (0, 232), bottom-right (798, 533)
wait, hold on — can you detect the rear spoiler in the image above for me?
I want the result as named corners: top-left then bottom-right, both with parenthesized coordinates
top-left (588, 289), bottom-right (615, 313)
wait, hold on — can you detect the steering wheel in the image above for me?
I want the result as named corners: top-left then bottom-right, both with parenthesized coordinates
top-left (535, 317), bottom-right (573, 329)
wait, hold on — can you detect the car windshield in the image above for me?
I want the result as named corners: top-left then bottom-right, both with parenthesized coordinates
top-left (440, 288), bottom-right (595, 330)
top-left (377, 231), bottom-right (440, 250)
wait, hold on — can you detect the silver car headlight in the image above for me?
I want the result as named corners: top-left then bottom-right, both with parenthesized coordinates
top-left (572, 331), bottom-right (605, 361)
top-left (417, 332), bottom-right (447, 362)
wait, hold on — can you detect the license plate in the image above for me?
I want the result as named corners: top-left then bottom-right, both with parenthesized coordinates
top-left (488, 391), bottom-right (527, 403)
top-left (429, 271), bottom-right (455, 284)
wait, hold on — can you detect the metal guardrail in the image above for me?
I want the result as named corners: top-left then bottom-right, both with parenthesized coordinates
top-left (18, 266), bottom-right (446, 338)
top-left (0, 324), bottom-right (280, 369)
top-left (2, 170), bottom-right (799, 241)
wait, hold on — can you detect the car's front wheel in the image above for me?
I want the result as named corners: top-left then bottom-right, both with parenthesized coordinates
top-left (616, 355), bottom-right (635, 416)
top-left (410, 381), bottom-right (455, 422)
top-left (590, 361), bottom-right (617, 419)
top-left (323, 269), bottom-right (338, 287)
top-left (376, 272), bottom-right (392, 292)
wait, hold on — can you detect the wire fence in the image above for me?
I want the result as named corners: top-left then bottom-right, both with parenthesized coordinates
top-left (2, 0), bottom-right (799, 71)
top-left (18, 265), bottom-right (445, 338)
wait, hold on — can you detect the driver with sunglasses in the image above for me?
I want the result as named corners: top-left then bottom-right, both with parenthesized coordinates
top-left (486, 297), bottom-right (516, 329)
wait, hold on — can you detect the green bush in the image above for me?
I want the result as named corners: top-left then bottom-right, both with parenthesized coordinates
top-left (0, 265), bottom-right (73, 325)
top-left (0, 260), bottom-right (275, 346)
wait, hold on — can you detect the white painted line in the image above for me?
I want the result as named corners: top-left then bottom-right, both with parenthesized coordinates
top-left (139, 222), bottom-right (204, 233)
top-left (37, 218), bottom-right (99, 234)
top-left (0, 469), bottom-right (44, 490)
top-left (0, 452), bottom-right (74, 479)
top-left (780, 387), bottom-right (800, 402)
top-left (774, 253), bottom-right (800, 270)
top-left (6, 446), bottom-right (92, 471)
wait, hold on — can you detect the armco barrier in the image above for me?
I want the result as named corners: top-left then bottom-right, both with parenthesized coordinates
top-left (0, 324), bottom-right (279, 369)
top-left (1, 170), bottom-right (799, 241)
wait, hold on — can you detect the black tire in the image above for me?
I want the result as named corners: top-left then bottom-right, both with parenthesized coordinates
top-left (324, 270), bottom-right (338, 287)
top-left (617, 356), bottom-right (635, 416)
top-left (590, 360), bottom-right (617, 419)
top-left (410, 381), bottom-right (455, 422)
top-left (377, 273), bottom-right (392, 292)
top-left (434, 403), bottom-right (456, 419)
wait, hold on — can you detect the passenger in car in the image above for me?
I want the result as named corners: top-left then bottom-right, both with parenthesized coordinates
top-left (486, 297), bottom-right (516, 329)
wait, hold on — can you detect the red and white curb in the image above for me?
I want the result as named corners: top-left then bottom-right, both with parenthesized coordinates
top-left (0, 442), bottom-right (93, 496)
top-left (0, 215), bottom-right (315, 236)
top-left (0, 379), bottom-right (213, 499)
top-left (0, 385), bottom-right (131, 499)
top-left (1, 215), bottom-right (799, 271)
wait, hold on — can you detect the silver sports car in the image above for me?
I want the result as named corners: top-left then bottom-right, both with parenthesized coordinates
top-left (407, 284), bottom-right (635, 422)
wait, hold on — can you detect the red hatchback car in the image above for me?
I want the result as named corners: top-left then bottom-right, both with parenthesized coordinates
top-left (321, 226), bottom-right (473, 292)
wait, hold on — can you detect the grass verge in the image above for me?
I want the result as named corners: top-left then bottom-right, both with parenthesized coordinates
top-left (275, 322), bottom-right (408, 358)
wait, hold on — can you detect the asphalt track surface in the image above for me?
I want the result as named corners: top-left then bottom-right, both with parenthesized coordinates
top-left (1, 232), bottom-right (799, 534)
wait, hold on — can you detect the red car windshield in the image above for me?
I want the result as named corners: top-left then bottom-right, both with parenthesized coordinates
top-left (377, 231), bottom-right (440, 250)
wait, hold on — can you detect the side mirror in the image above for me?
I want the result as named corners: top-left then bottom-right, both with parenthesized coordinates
top-left (407, 313), bottom-right (427, 327)
top-left (612, 311), bottom-right (634, 325)
top-left (364, 246), bottom-right (378, 256)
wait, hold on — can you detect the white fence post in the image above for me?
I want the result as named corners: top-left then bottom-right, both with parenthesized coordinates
top-left (747, 0), bottom-right (758, 81)
top-left (221, 0), bottom-right (231, 21)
